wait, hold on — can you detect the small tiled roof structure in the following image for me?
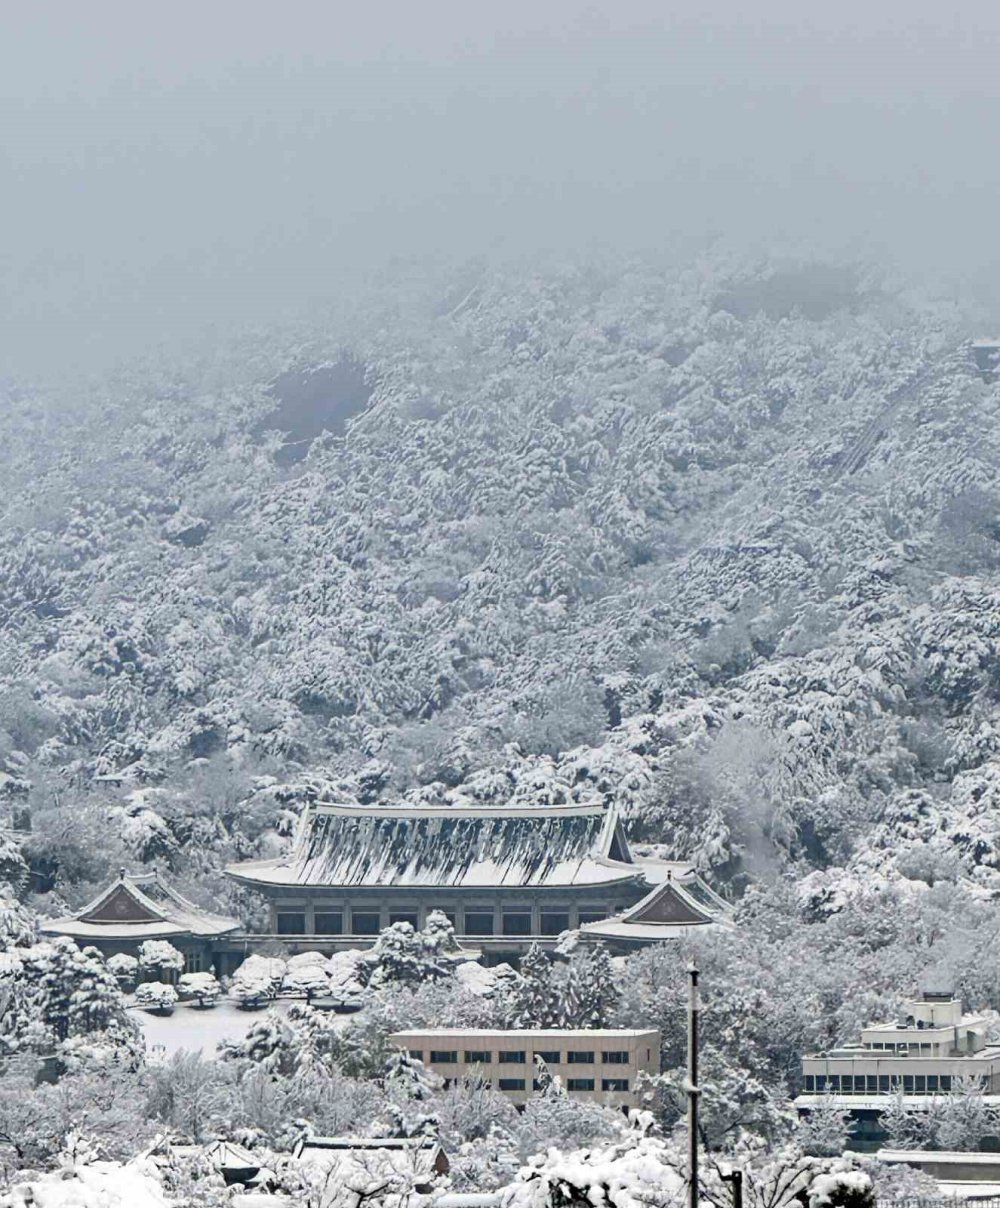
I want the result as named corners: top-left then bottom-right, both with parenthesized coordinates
top-left (226, 802), bottom-right (645, 891)
top-left (579, 865), bottom-right (733, 947)
top-left (40, 870), bottom-right (239, 944)
top-left (292, 1136), bottom-right (449, 1192)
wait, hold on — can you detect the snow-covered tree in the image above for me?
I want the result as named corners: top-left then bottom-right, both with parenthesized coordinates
top-left (133, 981), bottom-right (178, 1014)
top-left (137, 940), bottom-right (184, 982)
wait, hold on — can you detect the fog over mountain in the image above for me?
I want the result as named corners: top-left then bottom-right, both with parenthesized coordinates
top-left (4, 1), bottom-right (1000, 378)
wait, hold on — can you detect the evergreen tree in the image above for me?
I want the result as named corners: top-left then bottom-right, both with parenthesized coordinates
top-left (563, 943), bottom-right (619, 1027)
top-left (504, 943), bottom-right (559, 1028)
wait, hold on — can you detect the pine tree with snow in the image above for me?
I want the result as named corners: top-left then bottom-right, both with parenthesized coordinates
top-left (137, 939), bottom-right (185, 981)
top-left (504, 943), bottom-right (559, 1028)
top-left (383, 1046), bottom-right (442, 1101)
top-left (564, 943), bottom-right (619, 1027)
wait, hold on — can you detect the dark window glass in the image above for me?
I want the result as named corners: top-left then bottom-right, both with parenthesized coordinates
top-left (408, 1050), bottom-right (423, 1061)
top-left (602, 1078), bottom-right (629, 1092)
top-left (578, 911), bottom-right (606, 925)
top-left (867, 1075), bottom-right (878, 1094)
top-left (184, 951), bottom-right (203, 973)
top-left (853, 1076), bottom-right (865, 1093)
top-left (927, 1075), bottom-right (939, 1092)
top-left (903, 1076), bottom-right (914, 1093)
top-left (502, 912), bottom-right (532, 936)
top-left (465, 1051), bottom-right (491, 1064)
top-left (540, 912), bottom-right (570, 935)
top-left (464, 911), bottom-right (494, 936)
top-left (568, 1078), bottom-right (595, 1091)
top-left (430, 1050), bottom-right (457, 1063)
top-left (314, 912), bottom-right (343, 935)
top-left (602, 1051), bottom-right (629, 1064)
top-left (879, 1075), bottom-right (891, 1092)
top-left (940, 1076), bottom-right (951, 1091)
top-left (442, 913), bottom-right (456, 928)
top-left (389, 913), bottom-right (418, 928)
top-left (804, 1075), bottom-right (815, 1091)
top-left (815, 1075), bottom-right (827, 1091)
top-left (277, 912), bottom-right (306, 935)
top-left (534, 1051), bottom-right (560, 1063)
top-left (827, 1075), bottom-right (840, 1091)
top-left (352, 912), bottom-right (381, 935)
top-left (914, 1076), bottom-right (926, 1093)
top-left (499, 1051), bottom-right (526, 1064)
top-left (498, 1078), bottom-right (525, 1091)
top-left (568, 1051), bottom-right (595, 1064)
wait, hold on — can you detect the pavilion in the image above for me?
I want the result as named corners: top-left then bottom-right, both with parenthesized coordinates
top-left (578, 865), bottom-right (733, 951)
top-left (40, 869), bottom-right (239, 974)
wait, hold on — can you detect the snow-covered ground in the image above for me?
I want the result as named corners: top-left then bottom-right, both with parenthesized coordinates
top-left (131, 999), bottom-right (295, 1058)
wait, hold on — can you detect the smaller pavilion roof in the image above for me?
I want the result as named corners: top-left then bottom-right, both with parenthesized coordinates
top-left (40, 870), bottom-right (238, 943)
top-left (579, 867), bottom-right (732, 945)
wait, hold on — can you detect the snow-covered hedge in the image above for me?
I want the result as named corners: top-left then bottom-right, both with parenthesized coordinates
top-left (133, 981), bottom-right (178, 1014)
top-left (176, 971), bottom-right (222, 1006)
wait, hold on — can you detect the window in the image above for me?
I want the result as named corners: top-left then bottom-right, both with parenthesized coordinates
top-left (878, 1075), bottom-right (890, 1092)
top-left (464, 911), bottom-right (494, 936)
top-left (540, 911), bottom-right (570, 935)
top-left (578, 910), bottom-right (606, 925)
top-left (815, 1075), bottom-right (827, 1091)
top-left (465, 1051), bottom-right (491, 1064)
top-left (867, 1075), bottom-right (878, 1093)
top-left (498, 1078), bottom-right (526, 1091)
top-left (502, 912), bottom-right (532, 936)
top-left (408, 1050), bottom-right (423, 1061)
top-left (184, 951), bottom-right (203, 973)
top-left (903, 1076), bottom-right (914, 1093)
top-left (827, 1076), bottom-right (840, 1092)
top-left (535, 1051), bottom-right (561, 1064)
top-left (277, 912), bottom-right (306, 935)
top-left (314, 912), bottom-right (343, 935)
top-left (915, 1076), bottom-right (926, 1093)
top-left (602, 1078), bottom-right (629, 1092)
top-left (430, 1051), bottom-right (457, 1064)
top-left (927, 1075), bottom-right (939, 1092)
top-left (499, 1051), bottom-right (526, 1064)
top-left (803, 1075), bottom-right (814, 1092)
top-left (568, 1078), bottom-right (595, 1092)
top-left (602, 1051), bottom-right (629, 1064)
top-left (940, 1076), bottom-right (952, 1091)
top-left (854, 1076), bottom-right (866, 1094)
top-left (352, 912), bottom-right (381, 936)
top-left (389, 912), bottom-right (418, 928)
top-left (568, 1051), bottom-right (595, 1064)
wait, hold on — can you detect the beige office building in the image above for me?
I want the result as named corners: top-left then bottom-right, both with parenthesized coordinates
top-left (388, 1028), bottom-right (661, 1108)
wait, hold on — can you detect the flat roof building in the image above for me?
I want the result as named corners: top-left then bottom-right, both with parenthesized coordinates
top-left (226, 802), bottom-right (720, 956)
top-left (387, 1027), bottom-right (660, 1108)
top-left (799, 990), bottom-right (999, 1099)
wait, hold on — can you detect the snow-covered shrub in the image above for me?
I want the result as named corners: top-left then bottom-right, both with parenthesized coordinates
top-left (107, 953), bottom-right (138, 989)
top-left (176, 971), bottom-right (221, 1006)
top-left (326, 949), bottom-right (369, 1007)
top-left (506, 1136), bottom-right (686, 1208)
top-left (0, 1159), bottom-right (171, 1208)
top-left (137, 940), bottom-right (184, 981)
top-left (282, 951), bottom-right (330, 998)
top-left (134, 982), bottom-right (178, 1014)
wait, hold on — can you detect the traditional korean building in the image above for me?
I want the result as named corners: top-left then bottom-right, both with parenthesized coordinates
top-left (578, 866), bottom-right (733, 951)
top-left (225, 801), bottom-right (708, 956)
top-left (40, 869), bottom-right (239, 973)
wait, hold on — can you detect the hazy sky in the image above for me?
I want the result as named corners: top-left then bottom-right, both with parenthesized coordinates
top-left (4, 1), bottom-right (1000, 378)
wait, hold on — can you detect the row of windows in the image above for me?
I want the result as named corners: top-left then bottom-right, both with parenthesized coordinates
top-left (418, 1049), bottom-right (632, 1065)
top-left (442, 1077), bottom-right (630, 1093)
top-left (275, 908), bottom-right (613, 937)
top-left (867, 1042), bottom-right (943, 1053)
top-left (803, 1073), bottom-right (954, 1094)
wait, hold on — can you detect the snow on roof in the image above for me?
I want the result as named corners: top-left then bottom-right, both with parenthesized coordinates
top-left (578, 868), bottom-right (732, 943)
top-left (226, 802), bottom-right (644, 890)
top-left (878, 1151), bottom-right (1000, 1167)
top-left (40, 871), bottom-right (238, 941)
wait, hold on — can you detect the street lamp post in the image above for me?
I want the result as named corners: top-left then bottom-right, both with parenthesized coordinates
top-left (688, 963), bottom-right (700, 1208)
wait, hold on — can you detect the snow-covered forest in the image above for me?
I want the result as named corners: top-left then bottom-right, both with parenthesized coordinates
top-left (3, 251), bottom-right (1000, 1203)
